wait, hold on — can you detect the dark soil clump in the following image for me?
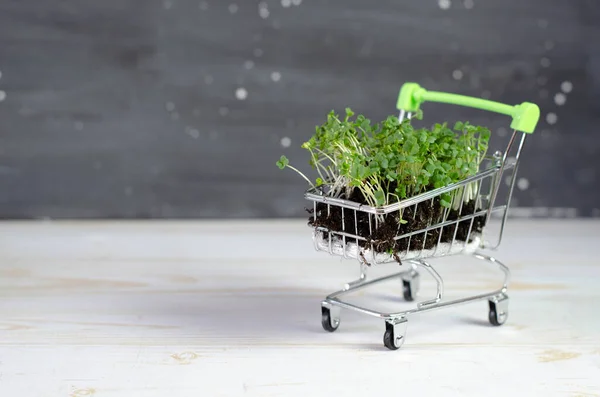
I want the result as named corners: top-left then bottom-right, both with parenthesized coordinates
top-left (308, 189), bottom-right (487, 264)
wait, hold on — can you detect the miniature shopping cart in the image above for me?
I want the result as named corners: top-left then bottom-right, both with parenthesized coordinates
top-left (304, 82), bottom-right (540, 350)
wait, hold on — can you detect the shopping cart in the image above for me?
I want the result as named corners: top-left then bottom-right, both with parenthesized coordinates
top-left (304, 82), bottom-right (539, 350)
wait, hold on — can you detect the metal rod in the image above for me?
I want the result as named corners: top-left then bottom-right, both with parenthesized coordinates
top-left (341, 207), bottom-right (348, 259)
top-left (398, 109), bottom-right (406, 122)
top-left (323, 252), bottom-right (510, 320)
top-left (415, 260), bottom-right (444, 308)
top-left (304, 167), bottom-right (504, 215)
top-left (492, 133), bottom-right (527, 249)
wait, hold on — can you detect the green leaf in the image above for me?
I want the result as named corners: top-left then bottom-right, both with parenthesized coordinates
top-left (276, 155), bottom-right (289, 169)
top-left (345, 107), bottom-right (354, 120)
top-left (395, 185), bottom-right (407, 198)
top-left (374, 189), bottom-right (386, 206)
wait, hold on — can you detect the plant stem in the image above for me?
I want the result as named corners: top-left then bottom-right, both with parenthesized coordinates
top-left (285, 165), bottom-right (315, 189)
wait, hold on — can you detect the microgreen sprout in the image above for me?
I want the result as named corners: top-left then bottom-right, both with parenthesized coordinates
top-left (277, 155), bottom-right (316, 189)
top-left (276, 109), bottom-right (491, 214)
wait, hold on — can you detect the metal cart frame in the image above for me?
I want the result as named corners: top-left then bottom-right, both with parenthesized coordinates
top-left (304, 82), bottom-right (540, 350)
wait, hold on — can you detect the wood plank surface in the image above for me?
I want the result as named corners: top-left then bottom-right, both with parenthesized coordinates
top-left (1, 220), bottom-right (599, 396)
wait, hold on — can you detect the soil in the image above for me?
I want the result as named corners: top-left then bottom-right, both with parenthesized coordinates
top-left (307, 186), bottom-right (487, 264)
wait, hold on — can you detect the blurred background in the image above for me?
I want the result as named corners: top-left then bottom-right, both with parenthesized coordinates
top-left (0, 0), bottom-right (598, 220)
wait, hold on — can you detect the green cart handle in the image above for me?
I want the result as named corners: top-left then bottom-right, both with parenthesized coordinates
top-left (396, 82), bottom-right (540, 134)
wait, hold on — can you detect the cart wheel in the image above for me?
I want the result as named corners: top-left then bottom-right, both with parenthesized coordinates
top-left (321, 306), bottom-right (340, 332)
top-left (402, 280), bottom-right (415, 301)
top-left (383, 319), bottom-right (408, 350)
top-left (488, 295), bottom-right (509, 326)
top-left (402, 272), bottom-right (420, 302)
top-left (383, 328), bottom-right (399, 350)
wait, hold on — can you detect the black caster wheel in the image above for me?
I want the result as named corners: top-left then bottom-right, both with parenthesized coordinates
top-left (402, 272), bottom-right (419, 302)
top-left (383, 328), bottom-right (400, 350)
top-left (383, 319), bottom-right (408, 350)
top-left (402, 280), bottom-right (415, 301)
top-left (488, 297), bottom-right (509, 326)
top-left (321, 306), bottom-right (340, 332)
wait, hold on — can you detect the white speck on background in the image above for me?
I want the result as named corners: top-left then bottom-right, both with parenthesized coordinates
top-left (554, 92), bottom-right (566, 106)
top-left (228, 3), bottom-right (238, 13)
top-left (497, 127), bottom-right (507, 137)
top-left (199, 1), bottom-right (208, 10)
top-left (481, 90), bottom-right (491, 99)
top-left (540, 57), bottom-right (551, 67)
top-left (244, 60), bottom-right (255, 69)
top-left (271, 71), bottom-right (281, 82)
top-left (280, 137), bottom-right (291, 148)
top-left (537, 76), bottom-right (547, 86)
top-left (517, 178), bottom-right (530, 191)
top-left (463, 0), bottom-right (474, 9)
top-left (281, 0), bottom-right (292, 7)
top-left (0, 70), bottom-right (2, 79)
top-left (219, 107), bottom-right (229, 116)
top-left (537, 19), bottom-right (548, 28)
top-left (235, 87), bottom-right (248, 100)
top-left (0, 91), bottom-right (6, 102)
top-left (74, 121), bottom-right (84, 131)
top-left (164, 0), bottom-right (173, 9)
top-left (165, 102), bottom-right (175, 112)
top-left (452, 69), bottom-right (463, 80)
top-left (292, 0), bottom-right (302, 5)
top-left (438, 0), bottom-right (451, 10)
top-left (546, 112), bottom-right (557, 125)
top-left (258, 2), bottom-right (269, 18)
top-left (561, 81), bottom-right (573, 93)
top-left (544, 40), bottom-right (554, 50)
top-left (204, 75), bottom-right (213, 85)
top-left (254, 48), bottom-right (263, 57)
top-left (124, 186), bottom-right (134, 196)
top-left (185, 126), bottom-right (200, 139)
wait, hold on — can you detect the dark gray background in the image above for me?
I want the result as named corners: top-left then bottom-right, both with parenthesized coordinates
top-left (0, 0), bottom-right (598, 219)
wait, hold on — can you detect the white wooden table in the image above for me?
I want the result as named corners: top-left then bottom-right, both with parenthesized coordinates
top-left (1, 219), bottom-right (600, 396)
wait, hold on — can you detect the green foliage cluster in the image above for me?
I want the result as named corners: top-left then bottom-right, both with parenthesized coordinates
top-left (277, 108), bottom-right (491, 211)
